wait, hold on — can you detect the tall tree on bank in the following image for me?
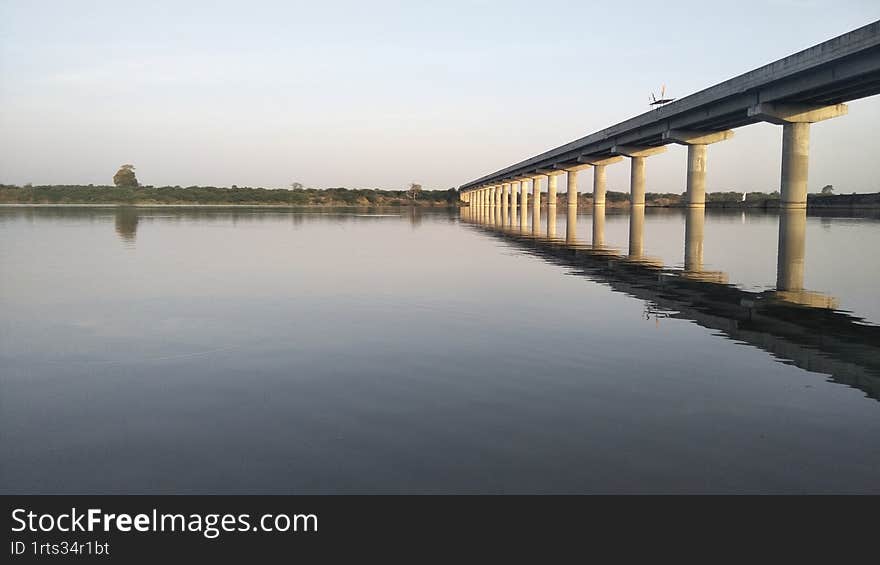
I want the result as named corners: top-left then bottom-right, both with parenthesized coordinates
top-left (113, 164), bottom-right (138, 188)
top-left (407, 182), bottom-right (422, 201)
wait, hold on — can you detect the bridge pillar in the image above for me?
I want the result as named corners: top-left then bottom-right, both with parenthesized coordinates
top-left (546, 172), bottom-right (563, 238)
top-left (662, 130), bottom-right (734, 207)
top-left (531, 176), bottom-right (542, 211)
top-left (547, 173), bottom-right (559, 208)
top-left (566, 169), bottom-right (579, 214)
top-left (576, 156), bottom-right (623, 247)
top-left (687, 145), bottom-right (707, 206)
top-left (566, 169), bottom-right (579, 243)
top-left (560, 163), bottom-right (595, 244)
top-left (510, 181), bottom-right (519, 215)
top-left (520, 179), bottom-right (529, 231)
top-left (748, 103), bottom-right (847, 208)
top-left (594, 165), bottom-right (606, 206)
top-left (531, 176), bottom-right (542, 235)
top-left (578, 155), bottom-right (622, 208)
top-left (501, 183), bottom-right (509, 227)
top-left (612, 146), bottom-right (666, 208)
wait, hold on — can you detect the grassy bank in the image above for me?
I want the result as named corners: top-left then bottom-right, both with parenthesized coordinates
top-left (0, 184), bottom-right (460, 207)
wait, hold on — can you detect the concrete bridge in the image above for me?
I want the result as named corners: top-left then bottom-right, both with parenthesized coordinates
top-left (458, 20), bottom-right (880, 223)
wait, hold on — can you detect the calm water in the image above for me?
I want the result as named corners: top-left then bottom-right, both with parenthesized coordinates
top-left (1, 205), bottom-right (879, 494)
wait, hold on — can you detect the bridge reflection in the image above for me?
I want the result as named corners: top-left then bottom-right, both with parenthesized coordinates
top-left (461, 204), bottom-right (880, 401)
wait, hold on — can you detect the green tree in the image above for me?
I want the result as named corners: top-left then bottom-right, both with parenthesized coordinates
top-left (407, 182), bottom-right (422, 201)
top-left (820, 184), bottom-right (834, 195)
top-left (113, 164), bottom-right (138, 187)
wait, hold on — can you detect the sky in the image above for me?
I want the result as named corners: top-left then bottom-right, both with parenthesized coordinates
top-left (1, 0), bottom-right (879, 193)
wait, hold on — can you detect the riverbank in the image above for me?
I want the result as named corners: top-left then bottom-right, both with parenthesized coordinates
top-left (3, 184), bottom-right (878, 210)
top-left (0, 185), bottom-right (460, 207)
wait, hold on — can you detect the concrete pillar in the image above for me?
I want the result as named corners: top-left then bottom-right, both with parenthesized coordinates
top-left (593, 165), bottom-right (606, 206)
top-left (490, 190), bottom-right (497, 226)
top-left (592, 204), bottom-right (605, 248)
top-left (520, 180), bottom-right (529, 230)
top-left (532, 177), bottom-right (541, 211)
top-left (686, 144), bottom-right (707, 207)
top-left (511, 181), bottom-right (519, 213)
top-left (630, 156), bottom-right (646, 207)
top-left (575, 159), bottom-right (622, 248)
top-left (547, 174), bottom-right (559, 238)
top-left (684, 206), bottom-right (705, 273)
top-left (566, 170), bottom-right (578, 244)
top-left (777, 208), bottom-right (806, 291)
top-left (662, 130), bottom-right (734, 207)
top-left (747, 103), bottom-right (847, 208)
top-left (612, 146), bottom-right (666, 209)
top-left (501, 183), bottom-right (510, 227)
top-left (629, 205), bottom-right (644, 258)
top-left (610, 146), bottom-right (664, 257)
top-left (531, 177), bottom-right (541, 235)
top-left (495, 184), bottom-right (502, 210)
top-left (781, 122), bottom-right (810, 208)
top-left (566, 170), bottom-right (578, 213)
top-left (547, 174), bottom-right (558, 208)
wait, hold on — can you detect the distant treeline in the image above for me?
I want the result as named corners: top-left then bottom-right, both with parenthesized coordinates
top-left (0, 184), bottom-right (460, 206)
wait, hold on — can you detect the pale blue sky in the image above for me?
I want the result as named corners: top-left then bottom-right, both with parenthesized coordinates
top-left (1, 0), bottom-right (879, 192)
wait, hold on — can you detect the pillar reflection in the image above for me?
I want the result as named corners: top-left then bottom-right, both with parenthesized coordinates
top-left (628, 206), bottom-right (644, 258)
top-left (566, 199), bottom-right (577, 244)
top-left (532, 202), bottom-right (541, 236)
top-left (682, 207), bottom-right (727, 283)
top-left (532, 176), bottom-right (541, 235)
top-left (777, 207), bottom-right (806, 292)
top-left (592, 205), bottom-right (605, 248)
top-left (684, 206), bottom-right (705, 273)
